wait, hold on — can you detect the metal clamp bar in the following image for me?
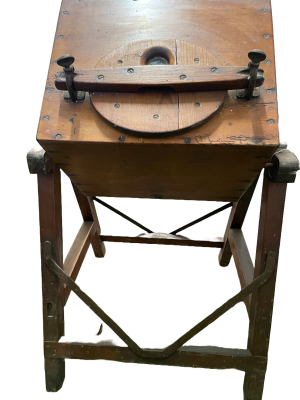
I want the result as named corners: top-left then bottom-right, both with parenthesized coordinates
top-left (43, 241), bottom-right (276, 359)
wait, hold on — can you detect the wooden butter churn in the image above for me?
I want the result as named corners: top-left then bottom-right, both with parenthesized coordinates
top-left (27, 1), bottom-right (299, 398)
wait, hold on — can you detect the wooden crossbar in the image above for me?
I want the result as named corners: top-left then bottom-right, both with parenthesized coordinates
top-left (44, 342), bottom-right (267, 373)
top-left (100, 235), bottom-right (223, 248)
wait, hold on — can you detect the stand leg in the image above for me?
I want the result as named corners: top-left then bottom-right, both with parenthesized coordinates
top-left (219, 178), bottom-right (258, 267)
top-left (243, 174), bottom-right (287, 400)
top-left (38, 166), bottom-right (65, 392)
top-left (72, 183), bottom-right (106, 258)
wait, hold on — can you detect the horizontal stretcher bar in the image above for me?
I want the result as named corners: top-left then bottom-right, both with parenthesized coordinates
top-left (55, 65), bottom-right (264, 93)
top-left (100, 235), bottom-right (224, 248)
top-left (44, 342), bottom-right (267, 373)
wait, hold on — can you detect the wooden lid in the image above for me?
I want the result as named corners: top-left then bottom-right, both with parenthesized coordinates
top-left (90, 40), bottom-right (227, 137)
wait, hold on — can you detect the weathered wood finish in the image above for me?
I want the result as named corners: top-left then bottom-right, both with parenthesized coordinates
top-left (30, 146), bottom-right (298, 396)
top-left (244, 174), bottom-right (287, 400)
top-left (228, 229), bottom-right (254, 314)
top-left (37, 0), bottom-right (279, 201)
top-left (100, 235), bottom-right (223, 248)
top-left (28, 1), bottom-right (298, 397)
top-left (37, 166), bottom-right (65, 391)
top-left (91, 91), bottom-right (226, 135)
top-left (72, 183), bottom-right (106, 257)
top-left (56, 65), bottom-right (263, 93)
top-left (41, 143), bottom-right (271, 201)
top-left (219, 177), bottom-right (258, 265)
top-left (44, 342), bottom-right (267, 373)
top-left (63, 221), bottom-right (95, 304)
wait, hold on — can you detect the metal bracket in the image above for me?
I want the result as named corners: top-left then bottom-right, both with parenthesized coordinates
top-left (266, 149), bottom-right (299, 183)
top-left (236, 49), bottom-right (266, 100)
top-left (27, 145), bottom-right (55, 175)
top-left (43, 241), bottom-right (276, 360)
top-left (237, 87), bottom-right (261, 99)
top-left (56, 55), bottom-right (85, 102)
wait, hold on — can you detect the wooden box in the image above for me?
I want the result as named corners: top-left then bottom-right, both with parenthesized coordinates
top-left (37, 0), bottom-right (278, 202)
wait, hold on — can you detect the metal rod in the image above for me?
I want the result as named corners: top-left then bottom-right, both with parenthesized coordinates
top-left (170, 203), bottom-right (233, 235)
top-left (93, 197), bottom-right (153, 234)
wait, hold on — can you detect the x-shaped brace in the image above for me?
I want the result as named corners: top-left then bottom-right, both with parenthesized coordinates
top-left (43, 241), bottom-right (276, 359)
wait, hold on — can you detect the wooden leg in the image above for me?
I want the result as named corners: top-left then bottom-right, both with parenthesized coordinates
top-left (243, 371), bottom-right (266, 400)
top-left (219, 177), bottom-right (258, 267)
top-left (243, 174), bottom-right (287, 400)
top-left (44, 359), bottom-right (65, 392)
top-left (38, 166), bottom-right (65, 392)
top-left (72, 183), bottom-right (106, 258)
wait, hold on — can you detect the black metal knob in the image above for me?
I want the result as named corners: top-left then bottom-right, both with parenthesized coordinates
top-left (56, 54), bottom-right (75, 69)
top-left (248, 50), bottom-right (266, 65)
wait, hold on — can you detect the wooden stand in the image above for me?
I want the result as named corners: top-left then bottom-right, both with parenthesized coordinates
top-left (27, 147), bottom-right (298, 399)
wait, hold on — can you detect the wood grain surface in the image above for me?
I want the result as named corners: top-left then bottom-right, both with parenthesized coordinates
top-left (37, 0), bottom-right (279, 201)
top-left (90, 40), bottom-right (227, 135)
top-left (56, 65), bottom-right (263, 92)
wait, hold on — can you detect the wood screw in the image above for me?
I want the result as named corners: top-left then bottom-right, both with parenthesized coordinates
top-left (97, 75), bottom-right (105, 80)
top-left (117, 60), bottom-right (123, 65)
top-left (267, 119), bottom-right (275, 124)
top-left (264, 60), bottom-right (271, 65)
top-left (264, 34), bottom-right (270, 38)
top-left (55, 134), bottom-right (62, 139)
top-left (127, 68), bottom-right (134, 74)
top-left (194, 58), bottom-right (199, 63)
top-left (180, 74), bottom-right (187, 80)
top-left (114, 103), bottom-right (120, 109)
top-left (211, 67), bottom-right (218, 73)
top-left (194, 102), bottom-right (200, 108)
top-left (153, 114), bottom-right (159, 119)
top-left (62, 11), bottom-right (68, 15)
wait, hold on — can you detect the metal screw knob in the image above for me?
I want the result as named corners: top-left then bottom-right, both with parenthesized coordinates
top-left (56, 54), bottom-right (75, 69)
top-left (248, 50), bottom-right (267, 64)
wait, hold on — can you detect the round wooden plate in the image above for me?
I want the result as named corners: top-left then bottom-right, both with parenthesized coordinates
top-left (91, 40), bottom-right (227, 137)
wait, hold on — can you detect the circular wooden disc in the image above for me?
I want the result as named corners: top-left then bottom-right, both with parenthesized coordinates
top-left (91, 40), bottom-right (227, 137)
